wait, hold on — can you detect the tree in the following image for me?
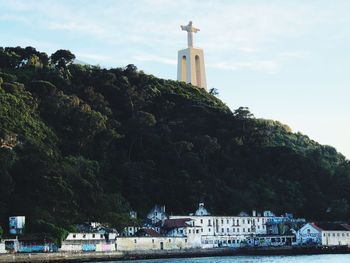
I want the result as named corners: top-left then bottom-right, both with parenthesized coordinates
top-left (209, 87), bottom-right (219, 96)
top-left (50, 49), bottom-right (76, 68)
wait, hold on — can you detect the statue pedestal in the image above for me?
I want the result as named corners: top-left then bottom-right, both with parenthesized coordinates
top-left (177, 47), bottom-right (207, 90)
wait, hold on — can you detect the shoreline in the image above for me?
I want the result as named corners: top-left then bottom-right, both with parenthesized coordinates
top-left (1, 246), bottom-right (350, 263)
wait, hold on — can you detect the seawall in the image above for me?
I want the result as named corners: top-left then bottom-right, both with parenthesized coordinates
top-left (0, 246), bottom-right (349, 263)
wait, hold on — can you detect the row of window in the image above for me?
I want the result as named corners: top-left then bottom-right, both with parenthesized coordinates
top-left (203, 239), bottom-right (241, 244)
top-left (134, 239), bottom-right (188, 244)
top-left (72, 234), bottom-right (104, 239)
top-left (198, 218), bottom-right (265, 226)
top-left (323, 233), bottom-right (350, 237)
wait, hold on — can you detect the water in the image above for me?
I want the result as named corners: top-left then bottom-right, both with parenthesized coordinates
top-left (94, 254), bottom-right (350, 263)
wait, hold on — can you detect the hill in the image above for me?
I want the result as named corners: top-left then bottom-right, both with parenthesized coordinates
top-left (0, 46), bottom-right (349, 241)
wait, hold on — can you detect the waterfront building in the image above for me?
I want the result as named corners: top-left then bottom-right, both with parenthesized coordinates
top-left (319, 223), bottom-right (350, 246)
top-left (245, 233), bottom-right (296, 247)
top-left (296, 223), bottom-right (322, 245)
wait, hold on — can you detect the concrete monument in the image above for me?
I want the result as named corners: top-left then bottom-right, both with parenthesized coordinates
top-left (177, 21), bottom-right (207, 90)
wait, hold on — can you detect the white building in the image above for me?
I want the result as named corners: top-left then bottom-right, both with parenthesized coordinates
top-left (320, 223), bottom-right (350, 246)
top-left (0, 242), bottom-right (6, 254)
top-left (169, 203), bottom-right (271, 248)
top-left (61, 232), bottom-right (117, 252)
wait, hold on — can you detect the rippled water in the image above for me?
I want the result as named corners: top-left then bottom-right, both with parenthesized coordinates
top-left (95, 254), bottom-right (350, 263)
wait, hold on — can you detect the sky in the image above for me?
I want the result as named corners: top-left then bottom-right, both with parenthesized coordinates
top-left (1, 0), bottom-right (349, 158)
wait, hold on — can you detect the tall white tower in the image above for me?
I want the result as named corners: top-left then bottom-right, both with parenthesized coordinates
top-left (177, 21), bottom-right (207, 90)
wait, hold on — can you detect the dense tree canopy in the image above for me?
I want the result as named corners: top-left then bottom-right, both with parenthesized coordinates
top-left (0, 46), bottom-right (349, 241)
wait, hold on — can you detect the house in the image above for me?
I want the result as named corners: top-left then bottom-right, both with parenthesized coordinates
top-left (319, 223), bottom-right (350, 246)
top-left (146, 205), bottom-right (167, 224)
top-left (195, 203), bottom-right (210, 216)
top-left (162, 218), bottom-right (200, 237)
top-left (296, 223), bottom-right (323, 245)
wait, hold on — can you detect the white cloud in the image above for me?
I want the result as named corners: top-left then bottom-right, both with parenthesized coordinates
top-left (133, 54), bottom-right (176, 65)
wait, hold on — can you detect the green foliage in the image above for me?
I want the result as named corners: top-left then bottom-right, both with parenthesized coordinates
top-left (0, 46), bottom-right (349, 243)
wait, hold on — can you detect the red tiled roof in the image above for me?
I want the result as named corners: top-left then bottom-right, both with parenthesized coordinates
top-left (136, 228), bottom-right (162, 237)
top-left (163, 218), bottom-right (192, 229)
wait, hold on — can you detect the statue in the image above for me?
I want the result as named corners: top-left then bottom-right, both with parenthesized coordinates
top-left (181, 21), bottom-right (200, 48)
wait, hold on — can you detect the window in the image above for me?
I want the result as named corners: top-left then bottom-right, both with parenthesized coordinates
top-left (100, 234), bottom-right (104, 238)
top-left (243, 228), bottom-right (245, 232)
top-left (222, 228), bottom-right (224, 233)
top-left (337, 233), bottom-right (340, 237)
top-left (209, 228), bottom-right (211, 232)
top-left (247, 228), bottom-right (250, 232)
top-left (237, 228), bottom-right (240, 232)
top-left (92, 234), bottom-right (95, 238)
top-left (201, 229), bottom-right (203, 233)
top-left (323, 233), bottom-right (326, 237)
top-left (189, 230), bottom-right (191, 234)
top-left (233, 228), bottom-right (235, 232)
top-left (248, 219), bottom-right (250, 224)
top-left (227, 219), bottom-right (229, 224)
top-left (227, 228), bottom-right (229, 232)
top-left (221, 219), bottom-right (224, 224)
top-left (72, 234), bottom-right (76, 238)
top-left (243, 219), bottom-right (245, 224)
top-left (328, 233), bottom-right (331, 237)
top-left (333, 233), bottom-right (335, 237)
top-left (180, 229), bottom-right (183, 233)
top-left (258, 226), bottom-right (260, 229)
top-left (196, 229), bottom-right (199, 234)
top-left (185, 239), bottom-right (187, 243)
top-left (169, 239), bottom-right (171, 243)
top-left (200, 219), bottom-right (203, 224)
top-left (208, 219), bottom-right (211, 225)
top-left (237, 219), bottom-right (239, 225)
top-left (83, 234), bottom-right (86, 238)
top-left (152, 239), bottom-right (154, 243)
top-left (342, 233), bottom-right (345, 237)
top-left (134, 239), bottom-right (137, 243)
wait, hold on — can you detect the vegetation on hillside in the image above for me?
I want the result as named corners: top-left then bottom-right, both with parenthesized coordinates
top-left (0, 46), bottom-right (349, 241)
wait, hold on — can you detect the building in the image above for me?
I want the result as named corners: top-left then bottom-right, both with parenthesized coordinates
top-left (246, 233), bottom-right (295, 247)
top-left (296, 223), bottom-right (322, 245)
top-left (266, 213), bottom-right (306, 235)
top-left (169, 203), bottom-right (275, 248)
top-left (177, 21), bottom-right (207, 90)
top-left (0, 241), bottom-right (6, 254)
top-left (195, 203), bottom-right (210, 216)
top-left (9, 216), bottom-right (25, 235)
top-left (146, 205), bottom-right (167, 224)
top-left (319, 223), bottom-right (350, 246)
top-left (61, 232), bottom-right (117, 252)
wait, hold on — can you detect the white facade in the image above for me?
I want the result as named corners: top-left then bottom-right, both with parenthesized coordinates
top-left (0, 242), bottom-right (6, 254)
top-left (116, 236), bottom-right (201, 251)
top-left (321, 230), bottom-right (350, 246)
top-left (169, 215), bottom-right (268, 238)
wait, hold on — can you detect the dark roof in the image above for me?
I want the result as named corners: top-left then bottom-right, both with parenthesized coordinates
top-left (163, 218), bottom-right (192, 229)
top-left (135, 228), bottom-right (162, 237)
top-left (314, 222), bottom-right (350, 231)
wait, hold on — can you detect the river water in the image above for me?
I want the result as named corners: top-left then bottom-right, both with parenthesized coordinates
top-left (94, 254), bottom-right (350, 263)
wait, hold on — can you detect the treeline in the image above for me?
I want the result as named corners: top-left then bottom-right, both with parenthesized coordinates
top-left (0, 46), bottom-right (349, 242)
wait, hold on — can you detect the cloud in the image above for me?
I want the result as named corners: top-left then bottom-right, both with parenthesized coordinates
top-left (133, 54), bottom-right (176, 65)
top-left (1, 0), bottom-right (347, 72)
top-left (75, 52), bottom-right (111, 61)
